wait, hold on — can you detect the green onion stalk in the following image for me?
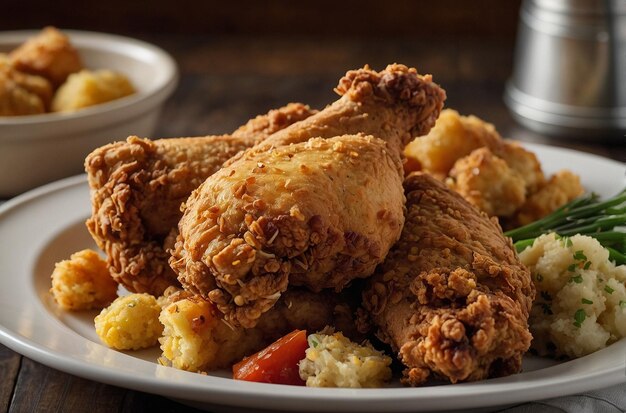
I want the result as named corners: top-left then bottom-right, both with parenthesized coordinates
top-left (504, 188), bottom-right (626, 265)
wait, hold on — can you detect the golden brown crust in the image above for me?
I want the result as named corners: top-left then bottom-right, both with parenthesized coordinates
top-left (85, 104), bottom-right (315, 295)
top-left (360, 173), bottom-right (534, 385)
top-left (171, 134), bottom-right (405, 328)
top-left (9, 27), bottom-right (83, 87)
top-left (0, 68), bottom-right (46, 116)
top-left (230, 64), bottom-right (446, 162)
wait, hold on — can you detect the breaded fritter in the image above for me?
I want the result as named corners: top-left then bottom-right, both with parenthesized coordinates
top-left (171, 134), bottom-right (406, 328)
top-left (85, 103), bottom-right (315, 295)
top-left (361, 173), bottom-right (534, 386)
top-left (447, 147), bottom-right (527, 217)
top-left (510, 170), bottom-right (584, 227)
top-left (403, 109), bottom-right (501, 177)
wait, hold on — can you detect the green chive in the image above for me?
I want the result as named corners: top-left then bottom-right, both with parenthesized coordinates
top-left (573, 250), bottom-right (587, 261)
top-left (583, 261), bottom-right (592, 270)
top-left (604, 285), bottom-right (615, 294)
top-left (571, 274), bottom-right (583, 283)
top-left (582, 298), bottom-right (593, 305)
top-left (568, 264), bottom-right (577, 272)
top-left (573, 309), bottom-right (586, 327)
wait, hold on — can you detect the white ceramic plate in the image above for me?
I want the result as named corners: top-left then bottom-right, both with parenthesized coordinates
top-left (0, 143), bottom-right (624, 413)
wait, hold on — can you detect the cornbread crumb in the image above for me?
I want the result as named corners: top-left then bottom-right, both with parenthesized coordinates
top-left (52, 69), bottom-right (135, 112)
top-left (95, 293), bottom-right (163, 350)
top-left (520, 233), bottom-right (626, 358)
top-left (158, 296), bottom-right (264, 372)
top-left (50, 249), bottom-right (118, 310)
top-left (299, 331), bottom-right (392, 388)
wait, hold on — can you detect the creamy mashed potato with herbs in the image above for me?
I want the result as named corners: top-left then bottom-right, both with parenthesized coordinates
top-left (298, 331), bottom-right (392, 388)
top-left (519, 233), bottom-right (626, 358)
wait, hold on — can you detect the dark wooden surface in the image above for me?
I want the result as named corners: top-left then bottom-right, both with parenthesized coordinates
top-left (1, 34), bottom-right (625, 413)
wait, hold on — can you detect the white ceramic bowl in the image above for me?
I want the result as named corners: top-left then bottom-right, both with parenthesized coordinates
top-left (0, 30), bottom-right (179, 197)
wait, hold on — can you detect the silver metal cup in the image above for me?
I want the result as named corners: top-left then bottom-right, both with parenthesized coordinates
top-left (504, 0), bottom-right (626, 140)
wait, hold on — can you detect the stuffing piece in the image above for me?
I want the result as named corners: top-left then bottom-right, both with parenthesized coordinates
top-left (512, 170), bottom-right (584, 227)
top-left (95, 293), bottom-right (163, 350)
top-left (519, 233), bottom-right (626, 358)
top-left (404, 108), bottom-right (582, 226)
top-left (52, 69), bottom-right (135, 112)
top-left (403, 108), bottom-right (501, 177)
top-left (50, 249), bottom-right (118, 310)
top-left (298, 331), bottom-right (392, 388)
top-left (447, 147), bottom-right (526, 217)
top-left (158, 295), bottom-right (265, 372)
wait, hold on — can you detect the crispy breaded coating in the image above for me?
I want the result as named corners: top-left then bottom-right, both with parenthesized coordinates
top-left (159, 289), bottom-right (359, 372)
top-left (50, 249), bottom-right (118, 311)
top-left (447, 147), bottom-right (527, 217)
top-left (360, 173), bottom-right (534, 386)
top-left (0, 68), bottom-right (46, 116)
top-left (9, 27), bottom-right (83, 87)
top-left (496, 141), bottom-right (545, 195)
top-left (52, 69), bottom-right (135, 112)
top-left (229, 64), bottom-right (446, 162)
top-left (511, 170), bottom-right (584, 227)
top-left (85, 103), bottom-right (315, 295)
top-left (172, 134), bottom-right (406, 328)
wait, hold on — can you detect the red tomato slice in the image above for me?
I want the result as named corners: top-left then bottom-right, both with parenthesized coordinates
top-left (232, 329), bottom-right (308, 386)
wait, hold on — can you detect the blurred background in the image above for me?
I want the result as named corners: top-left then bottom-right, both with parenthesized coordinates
top-left (1, 0), bottom-right (525, 137)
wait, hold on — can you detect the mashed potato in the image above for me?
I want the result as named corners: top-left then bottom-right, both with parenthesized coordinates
top-left (519, 233), bottom-right (626, 358)
top-left (298, 331), bottom-right (392, 388)
top-left (50, 249), bottom-right (118, 310)
top-left (52, 69), bottom-right (135, 112)
top-left (95, 293), bottom-right (163, 350)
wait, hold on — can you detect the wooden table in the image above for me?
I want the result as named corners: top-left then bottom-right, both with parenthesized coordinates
top-left (1, 35), bottom-right (624, 412)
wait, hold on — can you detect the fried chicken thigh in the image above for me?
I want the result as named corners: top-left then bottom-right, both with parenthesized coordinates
top-left (172, 134), bottom-right (406, 327)
top-left (361, 173), bottom-right (534, 385)
top-left (85, 103), bottom-right (315, 295)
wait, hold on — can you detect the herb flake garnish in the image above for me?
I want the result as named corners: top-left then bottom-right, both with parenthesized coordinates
top-left (573, 309), bottom-right (586, 328)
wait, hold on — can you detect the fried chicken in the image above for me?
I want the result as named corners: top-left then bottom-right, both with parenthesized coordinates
top-left (159, 288), bottom-right (360, 372)
top-left (172, 134), bottom-right (406, 328)
top-left (360, 173), bottom-right (534, 386)
top-left (227, 64), bottom-right (446, 163)
top-left (9, 26), bottom-right (83, 87)
top-left (85, 103), bottom-right (315, 295)
top-left (171, 64), bottom-right (445, 328)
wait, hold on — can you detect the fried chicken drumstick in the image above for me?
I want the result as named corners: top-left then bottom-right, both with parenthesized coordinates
top-left (85, 103), bottom-right (315, 295)
top-left (171, 64), bottom-right (446, 328)
top-left (361, 173), bottom-right (534, 385)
